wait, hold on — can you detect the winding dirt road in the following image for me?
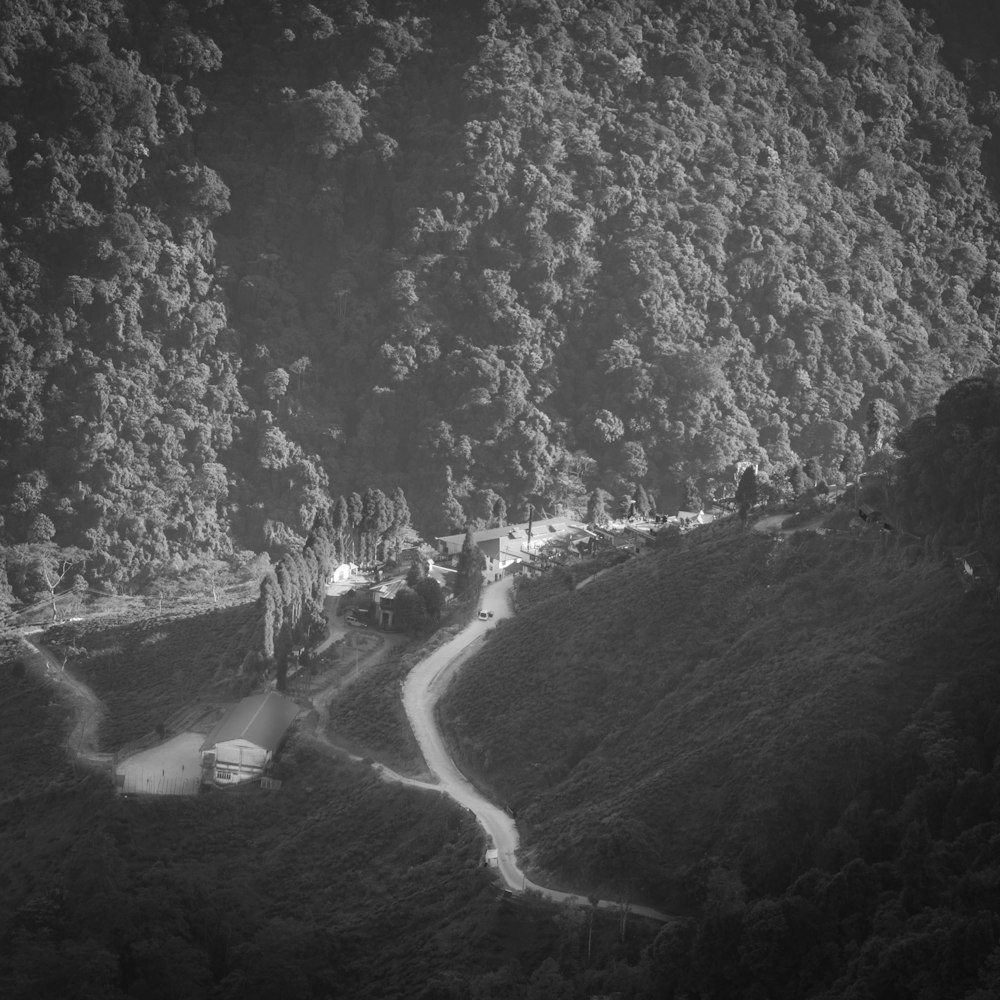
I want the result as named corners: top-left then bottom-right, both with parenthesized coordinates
top-left (400, 577), bottom-right (672, 923)
top-left (21, 572), bottom-right (672, 921)
top-left (20, 634), bottom-right (112, 773)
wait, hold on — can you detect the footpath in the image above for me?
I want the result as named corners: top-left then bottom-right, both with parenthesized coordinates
top-left (20, 633), bottom-right (112, 774)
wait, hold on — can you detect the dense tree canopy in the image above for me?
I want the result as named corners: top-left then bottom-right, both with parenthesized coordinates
top-left (3, 0), bottom-right (1000, 598)
top-left (895, 371), bottom-right (1000, 546)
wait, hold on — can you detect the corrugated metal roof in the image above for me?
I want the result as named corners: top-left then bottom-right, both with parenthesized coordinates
top-left (370, 576), bottom-right (409, 600)
top-left (427, 566), bottom-right (454, 589)
top-left (200, 692), bottom-right (300, 753)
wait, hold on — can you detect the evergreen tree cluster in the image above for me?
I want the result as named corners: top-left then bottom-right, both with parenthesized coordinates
top-left (454, 526), bottom-right (487, 602)
top-left (256, 484), bottom-right (410, 677)
top-left (328, 485), bottom-right (410, 567)
top-left (895, 370), bottom-right (1000, 551)
top-left (395, 555), bottom-right (446, 634)
top-left (258, 514), bottom-right (335, 676)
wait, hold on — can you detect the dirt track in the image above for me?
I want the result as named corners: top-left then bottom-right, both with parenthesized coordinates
top-left (21, 634), bottom-right (112, 772)
top-left (399, 577), bottom-right (673, 922)
top-left (20, 576), bottom-right (674, 920)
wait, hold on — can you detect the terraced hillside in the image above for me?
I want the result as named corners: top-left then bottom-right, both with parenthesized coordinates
top-left (440, 527), bottom-right (1000, 906)
top-left (40, 602), bottom-right (260, 750)
top-left (0, 636), bottom-right (73, 799)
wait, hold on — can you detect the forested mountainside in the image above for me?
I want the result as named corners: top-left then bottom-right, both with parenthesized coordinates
top-left (3, 0), bottom-right (1000, 596)
top-left (439, 527), bottom-right (1000, 997)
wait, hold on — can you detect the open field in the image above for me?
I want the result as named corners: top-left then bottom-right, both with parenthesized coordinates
top-left (117, 731), bottom-right (204, 796)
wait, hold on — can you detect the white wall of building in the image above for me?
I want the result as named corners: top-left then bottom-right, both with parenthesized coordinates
top-left (208, 738), bottom-right (270, 785)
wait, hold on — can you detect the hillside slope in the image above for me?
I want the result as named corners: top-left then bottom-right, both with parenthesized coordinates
top-left (440, 526), bottom-right (1000, 905)
top-left (195, 0), bottom-right (1000, 521)
top-left (6, 0), bottom-right (1000, 593)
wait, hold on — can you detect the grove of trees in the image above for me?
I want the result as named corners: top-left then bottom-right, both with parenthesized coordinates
top-left (4, 0), bottom-right (1000, 602)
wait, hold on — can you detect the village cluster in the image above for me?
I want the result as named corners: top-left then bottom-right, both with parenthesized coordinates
top-left (334, 507), bottom-right (724, 631)
top-left (110, 507), bottom-right (731, 797)
top-left (109, 482), bottom-right (996, 799)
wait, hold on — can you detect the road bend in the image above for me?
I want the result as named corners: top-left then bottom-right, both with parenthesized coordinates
top-left (400, 576), bottom-right (672, 923)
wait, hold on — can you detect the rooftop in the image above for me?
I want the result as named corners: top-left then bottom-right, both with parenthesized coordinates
top-left (436, 516), bottom-right (587, 547)
top-left (369, 576), bottom-right (410, 600)
top-left (200, 691), bottom-right (300, 753)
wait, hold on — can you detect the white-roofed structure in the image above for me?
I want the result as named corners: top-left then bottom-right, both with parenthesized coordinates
top-left (200, 691), bottom-right (300, 787)
top-left (435, 518), bottom-right (594, 578)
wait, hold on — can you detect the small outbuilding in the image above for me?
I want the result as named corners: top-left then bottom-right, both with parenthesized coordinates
top-left (200, 691), bottom-right (300, 787)
top-left (369, 575), bottom-right (409, 629)
top-left (955, 551), bottom-right (994, 593)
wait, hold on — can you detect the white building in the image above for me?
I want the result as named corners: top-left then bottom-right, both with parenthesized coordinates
top-left (200, 691), bottom-right (300, 787)
top-left (435, 518), bottom-right (595, 578)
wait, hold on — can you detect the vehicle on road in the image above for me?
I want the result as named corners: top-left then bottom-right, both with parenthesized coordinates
top-left (477, 610), bottom-right (494, 620)
top-left (345, 617), bottom-right (368, 628)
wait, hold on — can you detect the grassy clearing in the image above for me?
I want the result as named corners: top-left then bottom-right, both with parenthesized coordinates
top-left (440, 529), bottom-right (1000, 904)
top-left (40, 602), bottom-right (259, 750)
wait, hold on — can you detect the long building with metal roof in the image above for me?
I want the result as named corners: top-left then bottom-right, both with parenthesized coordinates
top-left (200, 691), bottom-right (299, 787)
